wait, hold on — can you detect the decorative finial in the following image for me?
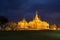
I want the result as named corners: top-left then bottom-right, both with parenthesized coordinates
top-left (36, 10), bottom-right (38, 17)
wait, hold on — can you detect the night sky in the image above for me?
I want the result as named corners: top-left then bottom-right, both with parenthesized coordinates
top-left (0, 0), bottom-right (60, 25)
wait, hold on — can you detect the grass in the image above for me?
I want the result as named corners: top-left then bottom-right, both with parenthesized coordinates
top-left (0, 30), bottom-right (60, 40)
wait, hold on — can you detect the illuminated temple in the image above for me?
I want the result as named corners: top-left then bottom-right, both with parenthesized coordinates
top-left (0, 10), bottom-right (57, 31)
top-left (1, 10), bottom-right (57, 31)
top-left (17, 11), bottom-right (51, 30)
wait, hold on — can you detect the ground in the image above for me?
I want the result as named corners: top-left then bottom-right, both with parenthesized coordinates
top-left (0, 30), bottom-right (60, 40)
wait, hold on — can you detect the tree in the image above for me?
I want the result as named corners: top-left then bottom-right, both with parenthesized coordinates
top-left (0, 16), bottom-right (8, 31)
top-left (0, 16), bottom-right (8, 24)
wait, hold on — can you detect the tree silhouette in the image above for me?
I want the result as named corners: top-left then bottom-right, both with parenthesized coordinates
top-left (0, 16), bottom-right (9, 31)
top-left (0, 16), bottom-right (8, 24)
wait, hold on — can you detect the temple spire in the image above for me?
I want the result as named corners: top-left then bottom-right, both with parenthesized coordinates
top-left (22, 17), bottom-right (26, 22)
top-left (36, 10), bottom-right (38, 18)
top-left (35, 10), bottom-right (39, 20)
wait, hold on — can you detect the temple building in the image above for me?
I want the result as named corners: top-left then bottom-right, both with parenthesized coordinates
top-left (17, 18), bottom-right (28, 30)
top-left (17, 11), bottom-right (49, 30)
top-left (50, 24), bottom-right (57, 30)
top-left (28, 11), bottom-right (49, 30)
top-left (0, 10), bottom-right (57, 31)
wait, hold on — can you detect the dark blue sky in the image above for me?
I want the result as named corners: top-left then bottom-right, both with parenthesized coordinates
top-left (0, 0), bottom-right (60, 25)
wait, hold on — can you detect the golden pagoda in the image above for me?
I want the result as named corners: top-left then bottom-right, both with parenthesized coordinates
top-left (28, 10), bottom-right (49, 30)
top-left (50, 24), bottom-right (57, 30)
top-left (17, 18), bottom-right (28, 30)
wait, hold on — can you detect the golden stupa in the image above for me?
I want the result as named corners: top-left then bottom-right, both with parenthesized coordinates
top-left (17, 18), bottom-right (28, 30)
top-left (50, 24), bottom-right (57, 30)
top-left (17, 10), bottom-right (49, 30)
top-left (28, 11), bottom-right (49, 30)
